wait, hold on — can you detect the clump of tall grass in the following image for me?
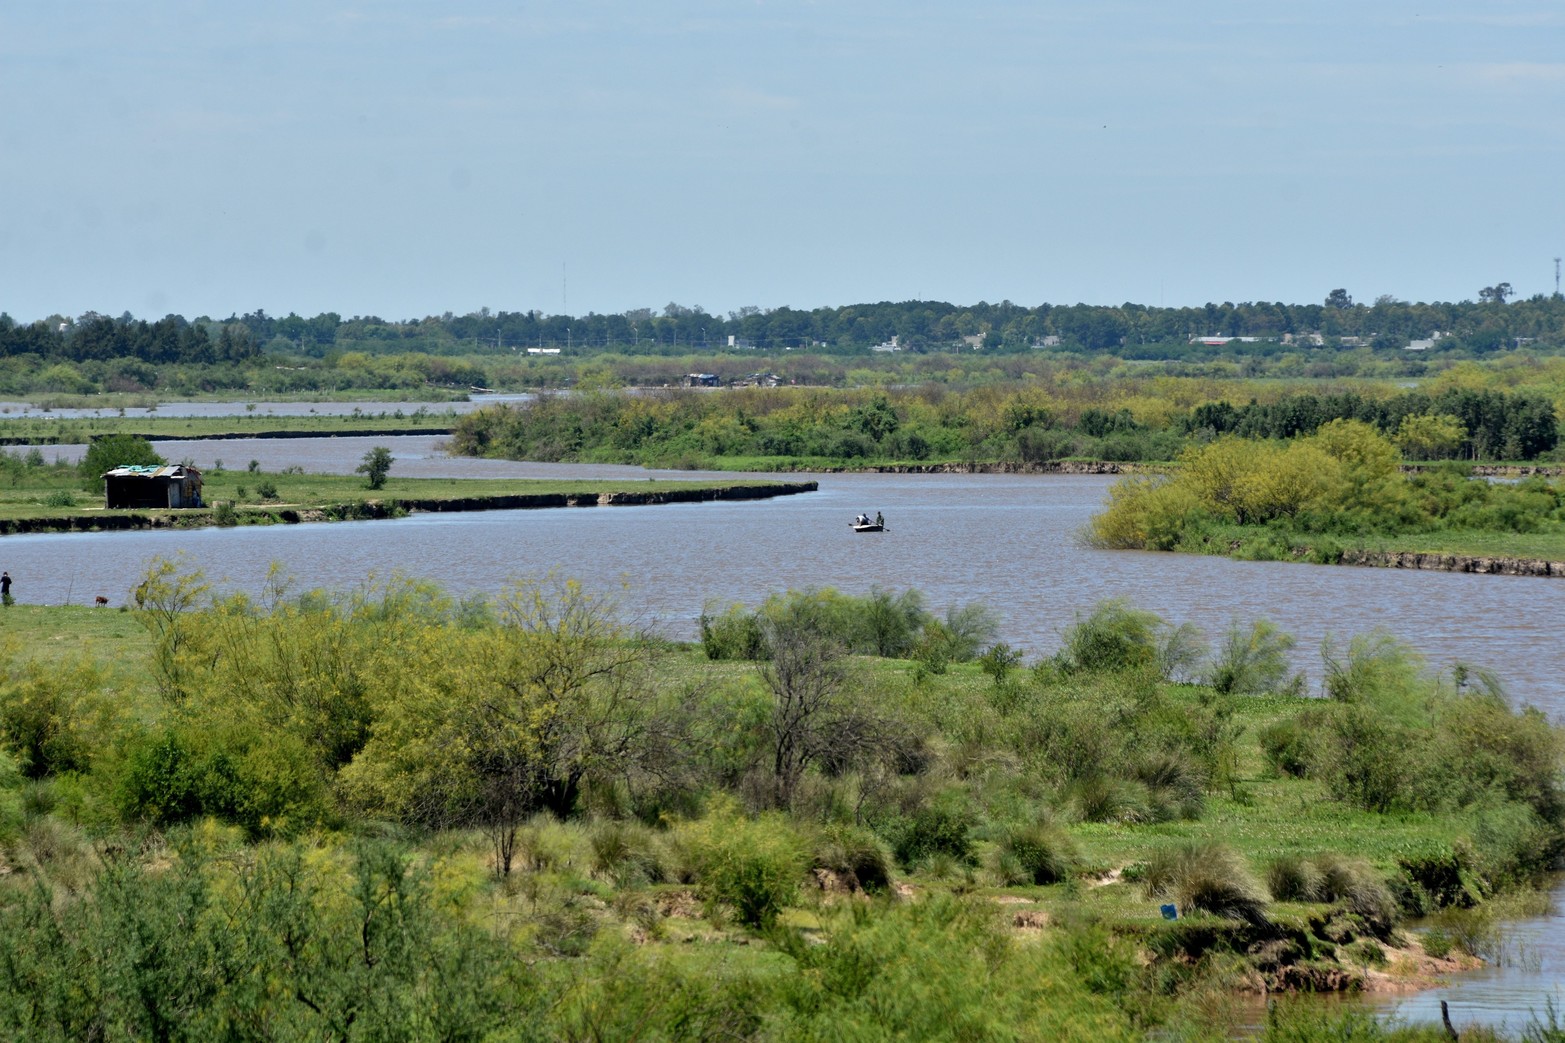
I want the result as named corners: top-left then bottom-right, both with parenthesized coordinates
top-left (1144, 842), bottom-right (1269, 925)
top-left (1067, 776), bottom-right (1155, 825)
top-left (1258, 719), bottom-right (1315, 778)
top-left (811, 823), bottom-right (895, 894)
top-left (515, 814), bottom-right (589, 875)
top-left (1133, 750), bottom-right (1207, 821)
top-left (587, 818), bottom-right (667, 887)
top-left (1266, 855), bottom-right (1328, 904)
top-left (990, 818), bottom-right (1078, 886)
top-left (1267, 853), bottom-right (1398, 936)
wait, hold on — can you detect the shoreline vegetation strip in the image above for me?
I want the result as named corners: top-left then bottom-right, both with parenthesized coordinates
top-left (0, 479), bottom-right (817, 536)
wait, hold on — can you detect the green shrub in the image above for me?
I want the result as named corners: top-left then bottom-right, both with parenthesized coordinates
top-left (1433, 903), bottom-right (1501, 960)
top-left (1316, 854), bottom-right (1399, 936)
top-left (0, 656), bottom-right (106, 778)
top-left (1468, 798), bottom-right (1558, 888)
top-left (212, 501), bottom-right (239, 526)
top-left (771, 895), bottom-right (1140, 1041)
top-left (79, 434), bottom-right (163, 493)
top-left (1133, 750), bottom-right (1207, 821)
top-left (1208, 619), bottom-right (1302, 696)
top-left (1259, 719), bottom-right (1315, 778)
top-left (679, 811), bottom-right (807, 929)
top-left (1396, 848), bottom-right (1481, 911)
top-left (698, 603), bottom-right (765, 660)
top-left (939, 602), bottom-right (1001, 662)
top-left (1419, 926), bottom-right (1453, 959)
top-left (909, 624), bottom-right (951, 678)
top-left (0, 840), bottom-right (543, 1039)
top-left (42, 489), bottom-right (76, 508)
top-left (1054, 600), bottom-right (1163, 674)
top-left (0, 748), bottom-right (24, 843)
top-left (1304, 538), bottom-right (1344, 565)
top-left (1266, 852), bottom-right (1397, 934)
top-left (115, 726), bottom-right (327, 838)
top-left (880, 791), bottom-right (977, 870)
top-left (978, 641), bottom-right (1023, 685)
top-left (256, 479), bottom-right (278, 500)
top-left (859, 586), bottom-right (930, 658)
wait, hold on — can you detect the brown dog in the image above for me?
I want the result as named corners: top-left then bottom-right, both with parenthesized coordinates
top-left (95, 595), bottom-right (109, 607)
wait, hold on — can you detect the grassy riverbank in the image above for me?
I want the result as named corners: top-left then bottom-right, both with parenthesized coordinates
top-left (1175, 523), bottom-right (1565, 571)
top-left (1, 585), bottom-right (1560, 1040)
top-left (0, 464), bottom-right (815, 534)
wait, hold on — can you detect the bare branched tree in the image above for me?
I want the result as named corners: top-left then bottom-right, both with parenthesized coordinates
top-left (758, 612), bottom-right (886, 810)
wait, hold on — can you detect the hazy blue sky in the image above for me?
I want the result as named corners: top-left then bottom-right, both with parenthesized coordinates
top-left (3, 1), bottom-right (1562, 322)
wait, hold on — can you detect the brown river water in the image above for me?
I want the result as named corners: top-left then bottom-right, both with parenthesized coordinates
top-left (20, 433), bottom-right (1565, 718)
top-left (10, 429), bottom-right (1565, 1030)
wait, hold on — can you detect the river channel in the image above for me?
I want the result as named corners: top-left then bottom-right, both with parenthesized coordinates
top-left (9, 427), bottom-right (1565, 1030)
top-left (17, 433), bottom-right (1565, 720)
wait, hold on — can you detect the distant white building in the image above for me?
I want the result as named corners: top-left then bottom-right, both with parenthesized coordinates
top-left (1405, 332), bottom-right (1444, 351)
top-left (527, 347), bottom-right (562, 355)
top-left (871, 335), bottom-right (900, 353)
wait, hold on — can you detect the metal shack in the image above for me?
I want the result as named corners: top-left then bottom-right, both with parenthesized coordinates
top-left (103, 464), bottom-right (204, 509)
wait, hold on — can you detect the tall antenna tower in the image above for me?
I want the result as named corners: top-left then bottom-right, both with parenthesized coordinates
top-left (1555, 256), bottom-right (1561, 297)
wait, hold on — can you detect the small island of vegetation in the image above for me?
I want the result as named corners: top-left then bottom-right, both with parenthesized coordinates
top-left (1089, 420), bottom-right (1565, 571)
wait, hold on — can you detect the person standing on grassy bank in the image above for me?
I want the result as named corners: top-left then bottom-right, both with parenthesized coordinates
top-left (1, 570), bottom-right (11, 606)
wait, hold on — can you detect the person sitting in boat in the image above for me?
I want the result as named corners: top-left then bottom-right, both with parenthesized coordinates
top-left (854, 513), bottom-right (867, 526)
top-left (875, 511), bottom-right (883, 528)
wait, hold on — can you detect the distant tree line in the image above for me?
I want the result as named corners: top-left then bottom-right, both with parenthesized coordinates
top-left (7, 288), bottom-right (1565, 363)
top-left (0, 312), bottom-right (260, 366)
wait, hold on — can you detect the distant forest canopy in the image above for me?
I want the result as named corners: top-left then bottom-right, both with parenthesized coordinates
top-left (6, 287), bottom-right (1565, 364)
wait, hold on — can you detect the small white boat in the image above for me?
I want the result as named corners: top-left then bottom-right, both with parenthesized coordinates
top-left (851, 522), bottom-right (884, 533)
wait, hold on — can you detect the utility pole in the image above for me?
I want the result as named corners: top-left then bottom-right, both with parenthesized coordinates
top-left (1555, 257), bottom-right (1561, 298)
